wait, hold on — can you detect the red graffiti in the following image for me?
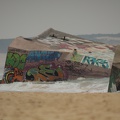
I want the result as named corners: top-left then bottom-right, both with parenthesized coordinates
top-left (4, 68), bottom-right (23, 83)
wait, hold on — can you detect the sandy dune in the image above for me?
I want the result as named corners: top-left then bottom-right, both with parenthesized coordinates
top-left (0, 92), bottom-right (120, 120)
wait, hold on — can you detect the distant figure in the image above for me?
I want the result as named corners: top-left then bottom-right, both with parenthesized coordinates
top-left (73, 49), bottom-right (77, 58)
top-left (50, 34), bottom-right (57, 38)
top-left (52, 34), bottom-right (55, 37)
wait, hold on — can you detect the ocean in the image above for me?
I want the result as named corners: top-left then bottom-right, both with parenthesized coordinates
top-left (0, 53), bottom-right (109, 93)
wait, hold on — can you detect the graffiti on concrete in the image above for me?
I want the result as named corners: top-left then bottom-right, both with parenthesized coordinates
top-left (6, 52), bottom-right (27, 70)
top-left (1, 48), bottom-right (111, 84)
top-left (3, 68), bottom-right (23, 83)
top-left (64, 60), bottom-right (110, 78)
top-left (26, 51), bottom-right (61, 62)
top-left (65, 60), bottom-right (92, 74)
top-left (82, 56), bottom-right (109, 68)
top-left (26, 64), bottom-right (64, 81)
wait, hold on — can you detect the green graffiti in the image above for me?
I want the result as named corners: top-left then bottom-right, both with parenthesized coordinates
top-left (6, 52), bottom-right (27, 70)
top-left (12, 53), bottom-right (19, 67)
top-left (18, 54), bottom-right (27, 69)
top-left (6, 53), bottom-right (14, 67)
top-left (26, 64), bottom-right (64, 81)
top-left (39, 65), bottom-right (55, 75)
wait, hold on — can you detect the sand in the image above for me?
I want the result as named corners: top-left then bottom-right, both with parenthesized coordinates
top-left (0, 92), bottom-right (120, 120)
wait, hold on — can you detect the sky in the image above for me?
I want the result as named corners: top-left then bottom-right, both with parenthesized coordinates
top-left (0, 0), bottom-right (120, 39)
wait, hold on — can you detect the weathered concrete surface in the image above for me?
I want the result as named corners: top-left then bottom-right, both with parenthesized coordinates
top-left (1, 28), bottom-right (116, 83)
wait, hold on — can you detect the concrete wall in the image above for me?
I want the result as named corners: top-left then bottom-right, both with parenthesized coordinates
top-left (1, 47), bottom-right (112, 84)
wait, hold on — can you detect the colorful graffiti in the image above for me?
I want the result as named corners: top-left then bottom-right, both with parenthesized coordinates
top-left (3, 51), bottom-right (64, 83)
top-left (6, 52), bottom-right (27, 70)
top-left (1, 47), bottom-right (112, 84)
top-left (82, 56), bottom-right (109, 69)
top-left (26, 51), bottom-right (61, 62)
top-left (25, 64), bottom-right (64, 81)
top-left (3, 68), bottom-right (23, 83)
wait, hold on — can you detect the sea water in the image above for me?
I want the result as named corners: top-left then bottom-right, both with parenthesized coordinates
top-left (0, 53), bottom-right (109, 93)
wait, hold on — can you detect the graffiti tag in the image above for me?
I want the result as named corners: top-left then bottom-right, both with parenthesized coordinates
top-left (6, 52), bottom-right (27, 70)
top-left (82, 56), bottom-right (109, 68)
top-left (26, 64), bottom-right (64, 81)
top-left (26, 51), bottom-right (61, 62)
top-left (3, 68), bottom-right (23, 83)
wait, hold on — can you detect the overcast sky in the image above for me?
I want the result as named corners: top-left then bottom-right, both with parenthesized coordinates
top-left (0, 0), bottom-right (120, 39)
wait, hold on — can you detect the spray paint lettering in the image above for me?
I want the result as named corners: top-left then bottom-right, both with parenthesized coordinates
top-left (26, 64), bottom-right (64, 81)
top-left (6, 52), bottom-right (27, 70)
top-left (26, 51), bottom-right (61, 62)
top-left (3, 68), bottom-right (23, 83)
top-left (82, 56), bottom-right (109, 68)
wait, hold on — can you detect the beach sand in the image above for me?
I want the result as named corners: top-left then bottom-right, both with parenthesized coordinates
top-left (0, 92), bottom-right (120, 120)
